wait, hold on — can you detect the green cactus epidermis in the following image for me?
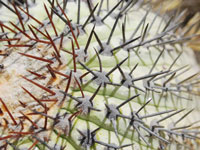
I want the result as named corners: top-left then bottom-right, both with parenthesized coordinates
top-left (0, 0), bottom-right (199, 150)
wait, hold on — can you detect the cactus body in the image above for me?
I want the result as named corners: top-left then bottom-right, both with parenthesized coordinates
top-left (0, 0), bottom-right (200, 150)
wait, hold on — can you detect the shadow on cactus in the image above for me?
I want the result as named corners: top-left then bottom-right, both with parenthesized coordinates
top-left (0, 0), bottom-right (200, 149)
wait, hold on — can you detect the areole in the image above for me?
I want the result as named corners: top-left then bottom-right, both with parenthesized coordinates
top-left (0, 0), bottom-right (199, 149)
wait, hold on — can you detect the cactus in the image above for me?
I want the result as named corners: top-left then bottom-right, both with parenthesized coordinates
top-left (0, 0), bottom-right (200, 149)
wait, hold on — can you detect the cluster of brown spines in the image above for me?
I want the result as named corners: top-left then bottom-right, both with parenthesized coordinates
top-left (0, 0), bottom-right (200, 149)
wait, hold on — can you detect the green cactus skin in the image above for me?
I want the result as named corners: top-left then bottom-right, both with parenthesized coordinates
top-left (0, 0), bottom-right (200, 150)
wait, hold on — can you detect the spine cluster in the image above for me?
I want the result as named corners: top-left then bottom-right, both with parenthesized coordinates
top-left (0, 0), bottom-right (199, 149)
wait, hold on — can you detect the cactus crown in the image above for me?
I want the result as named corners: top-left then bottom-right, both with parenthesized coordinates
top-left (0, 0), bottom-right (200, 149)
